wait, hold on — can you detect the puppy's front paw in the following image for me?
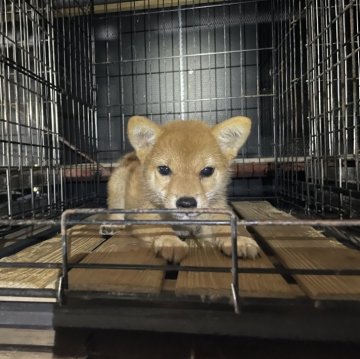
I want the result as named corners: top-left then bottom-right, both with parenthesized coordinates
top-left (218, 236), bottom-right (260, 259)
top-left (154, 236), bottom-right (189, 263)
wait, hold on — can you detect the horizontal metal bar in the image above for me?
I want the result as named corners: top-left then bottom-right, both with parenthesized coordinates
top-left (0, 219), bottom-right (60, 226)
top-left (95, 46), bottom-right (274, 66)
top-left (92, 219), bottom-right (231, 226)
top-left (238, 219), bottom-right (360, 227)
top-left (2, 216), bottom-right (360, 228)
top-left (96, 93), bottom-right (274, 107)
top-left (62, 208), bottom-right (233, 216)
top-left (1, 261), bottom-right (360, 276)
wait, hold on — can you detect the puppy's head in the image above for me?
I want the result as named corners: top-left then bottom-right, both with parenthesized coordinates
top-left (128, 116), bottom-right (251, 215)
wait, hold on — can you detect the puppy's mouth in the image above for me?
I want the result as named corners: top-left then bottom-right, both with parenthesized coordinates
top-left (172, 212), bottom-right (200, 220)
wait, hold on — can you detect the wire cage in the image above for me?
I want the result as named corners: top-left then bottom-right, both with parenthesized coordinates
top-left (0, 0), bottom-right (360, 339)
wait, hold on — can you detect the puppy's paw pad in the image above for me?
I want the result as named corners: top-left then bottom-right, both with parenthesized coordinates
top-left (154, 236), bottom-right (189, 263)
top-left (220, 236), bottom-right (260, 259)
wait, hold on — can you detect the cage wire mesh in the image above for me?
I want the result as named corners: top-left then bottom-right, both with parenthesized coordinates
top-left (94, 0), bottom-right (274, 163)
top-left (0, 0), bottom-right (97, 219)
top-left (0, 0), bottom-right (360, 221)
top-left (274, 0), bottom-right (360, 218)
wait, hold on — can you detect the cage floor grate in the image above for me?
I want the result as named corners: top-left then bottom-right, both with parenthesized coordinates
top-left (0, 202), bottom-right (360, 302)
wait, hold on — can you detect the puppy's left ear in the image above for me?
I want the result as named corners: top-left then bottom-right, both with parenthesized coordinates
top-left (127, 116), bottom-right (162, 161)
top-left (212, 116), bottom-right (251, 160)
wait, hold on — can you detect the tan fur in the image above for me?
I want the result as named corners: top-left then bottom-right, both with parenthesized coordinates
top-left (104, 116), bottom-right (260, 262)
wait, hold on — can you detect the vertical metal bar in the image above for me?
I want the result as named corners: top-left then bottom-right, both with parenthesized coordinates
top-left (272, 0), bottom-right (278, 204)
top-left (191, 0), bottom-right (197, 119)
top-left (60, 212), bottom-right (69, 291)
top-left (314, 0), bottom-right (321, 213)
top-left (288, 0), bottom-right (294, 202)
top-left (130, 4), bottom-right (136, 122)
top-left (230, 214), bottom-right (239, 314)
top-left (213, 3), bottom-right (218, 123)
top-left (207, 2), bottom-right (212, 121)
top-left (192, 1), bottom-right (200, 119)
top-left (159, 4), bottom-right (164, 121)
top-left (5, 0), bottom-right (13, 218)
top-left (223, 2), bottom-right (228, 119)
top-left (117, 2), bottom-right (125, 154)
top-left (351, 0), bottom-right (359, 193)
top-left (146, 3), bottom-right (152, 119)
top-left (306, 0), bottom-right (315, 212)
top-left (340, 0), bottom-right (348, 191)
top-left (327, 0), bottom-right (336, 212)
top-left (335, 0), bottom-right (345, 217)
top-left (91, 0), bottom-right (98, 198)
top-left (299, 0), bottom-right (308, 213)
top-left (171, 5), bottom-right (176, 117)
top-left (319, 0), bottom-right (326, 214)
top-left (72, 2), bottom-right (80, 205)
top-left (6, 1), bottom-right (13, 172)
top-left (46, 167), bottom-right (51, 211)
top-left (2, 0), bottom-right (9, 216)
top-left (84, 1), bottom-right (90, 172)
top-left (30, 167), bottom-right (35, 216)
top-left (255, 1), bottom-right (261, 159)
top-left (280, 0), bottom-right (286, 202)
top-left (0, 0), bottom-right (4, 166)
top-left (178, 5), bottom-right (185, 120)
top-left (6, 169), bottom-right (12, 218)
top-left (78, 6), bottom-right (84, 202)
top-left (12, 0), bottom-right (22, 212)
top-left (49, 0), bottom-right (59, 212)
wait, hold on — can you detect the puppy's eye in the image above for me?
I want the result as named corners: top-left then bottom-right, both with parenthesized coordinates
top-left (200, 166), bottom-right (215, 177)
top-left (158, 165), bottom-right (171, 176)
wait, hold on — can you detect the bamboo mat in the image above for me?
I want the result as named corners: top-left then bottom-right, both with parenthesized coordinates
top-left (0, 225), bottom-right (104, 289)
top-left (232, 201), bottom-right (360, 300)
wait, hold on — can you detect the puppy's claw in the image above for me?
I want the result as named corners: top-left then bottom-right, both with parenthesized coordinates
top-left (218, 236), bottom-right (260, 259)
top-left (154, 236), bottom-right (189, 263)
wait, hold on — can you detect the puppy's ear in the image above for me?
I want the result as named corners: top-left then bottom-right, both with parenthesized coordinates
top-left (128, 116), bottom-right (162, 160)
top-left (212, 116), bottom-right (251, 160)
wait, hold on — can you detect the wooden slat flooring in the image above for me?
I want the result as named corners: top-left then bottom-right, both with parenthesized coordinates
top-left (0, 225), bottom-right (104, 289)
top-left (232, 201), bottom-right (326, 239)
top-left (232, 201), bottom-right (360, 300)
top-left (175, 237), bottom-right (298, 299)
top-left (0, 224), bottom-right (52, 249)
top-left (68, 231), bottom-right (166, 294)
top-left (2, 202), bottom-right (359, 302)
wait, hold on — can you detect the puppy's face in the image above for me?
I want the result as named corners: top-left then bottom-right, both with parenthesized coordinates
top-left (128, 116), bottom-right (251, 217)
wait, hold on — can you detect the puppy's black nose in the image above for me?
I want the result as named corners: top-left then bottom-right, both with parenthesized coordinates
top-left (176, 197), bottom-right (197, 208)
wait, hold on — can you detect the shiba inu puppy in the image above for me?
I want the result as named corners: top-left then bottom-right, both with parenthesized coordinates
top-left (105, 116), bottom-right (260, 262)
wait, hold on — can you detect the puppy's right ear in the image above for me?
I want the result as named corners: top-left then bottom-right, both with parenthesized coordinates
top-left (127, 116), bottom-right (162, 160)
